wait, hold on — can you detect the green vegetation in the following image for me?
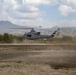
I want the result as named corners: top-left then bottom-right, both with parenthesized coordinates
top-left (0, 33), bottom-right (23, 43)
top-left (0, 33), bottom-right (76, 44)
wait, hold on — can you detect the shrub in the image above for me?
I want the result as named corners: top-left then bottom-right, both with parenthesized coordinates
top-left (0, 33), bottom-right (23, 43)
top-left (3, 33), bottom-right (13, 43)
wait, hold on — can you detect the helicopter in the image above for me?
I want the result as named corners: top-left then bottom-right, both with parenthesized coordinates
top-left (12, 27), bottom-right (60, 40)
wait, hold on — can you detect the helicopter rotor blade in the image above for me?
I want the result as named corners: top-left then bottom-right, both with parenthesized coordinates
top-left (10, 28), bottom-right (33, 29)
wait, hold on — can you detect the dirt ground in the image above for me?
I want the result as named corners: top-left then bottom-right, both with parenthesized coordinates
top-left (0, 45), bottom-right (76, 75)
top-left (0, 62), bottom-right (76, 75)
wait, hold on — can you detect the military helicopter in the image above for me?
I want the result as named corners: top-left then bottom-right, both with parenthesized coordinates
top-left (13, 27), bottom-right (60, 40)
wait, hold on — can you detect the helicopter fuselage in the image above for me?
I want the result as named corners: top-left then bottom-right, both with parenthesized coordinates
top-left (23, 29), bottom-right (57, 39)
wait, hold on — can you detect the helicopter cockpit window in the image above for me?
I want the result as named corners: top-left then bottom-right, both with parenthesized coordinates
top-left (27, 34), bottom-right (31, 37)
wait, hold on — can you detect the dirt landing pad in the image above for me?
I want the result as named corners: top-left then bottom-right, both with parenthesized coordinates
top-left (0, 45), bottom-right (76, 75)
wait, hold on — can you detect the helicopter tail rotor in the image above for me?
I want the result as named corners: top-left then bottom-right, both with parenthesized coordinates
top-left (51, 28), bottom-right (60, 38)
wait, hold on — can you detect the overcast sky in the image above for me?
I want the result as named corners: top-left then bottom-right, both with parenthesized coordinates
top-left (0, 0), bottom-right (76, 28)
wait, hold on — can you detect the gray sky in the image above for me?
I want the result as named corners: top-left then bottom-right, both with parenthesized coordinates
top-left (0, 0), bottom-right (76, 28)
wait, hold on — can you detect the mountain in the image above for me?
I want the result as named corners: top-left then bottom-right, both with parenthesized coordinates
top-left (0, 21), bottom-right (30, 34)
top-left (0, 21), bottom-right (76, 37)
top-left (0, 21), bottom-right (28, 28)
top-left (50, 26), bottom-right (59, 31)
